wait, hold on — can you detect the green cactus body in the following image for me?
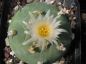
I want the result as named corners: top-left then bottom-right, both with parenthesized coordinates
top-left (6, 2), bottom-right (72, 64)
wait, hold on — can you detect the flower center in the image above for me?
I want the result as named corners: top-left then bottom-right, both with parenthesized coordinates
top-left (37, 24), bottom-right (50, 38)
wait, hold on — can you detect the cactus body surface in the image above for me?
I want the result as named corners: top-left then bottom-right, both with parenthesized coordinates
top-left (6, 2), bottom-right (72, 64)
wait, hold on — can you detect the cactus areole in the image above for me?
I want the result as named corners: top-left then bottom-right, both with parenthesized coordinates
top-left (6, 3), bottom-right (72, 64)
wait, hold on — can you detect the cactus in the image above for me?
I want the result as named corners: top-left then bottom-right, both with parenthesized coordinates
top-left (6, 2), bottom-right (72, 64)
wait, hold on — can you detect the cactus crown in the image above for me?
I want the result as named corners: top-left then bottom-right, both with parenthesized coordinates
top-left (6, 2), bottom-right (72, 64)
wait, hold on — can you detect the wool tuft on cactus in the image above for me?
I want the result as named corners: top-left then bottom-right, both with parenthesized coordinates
top-left (6, 2), bottom-right (72, 64)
